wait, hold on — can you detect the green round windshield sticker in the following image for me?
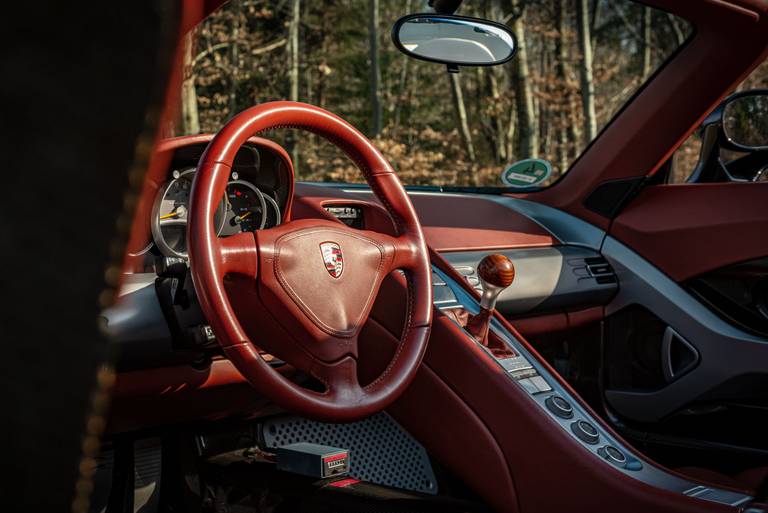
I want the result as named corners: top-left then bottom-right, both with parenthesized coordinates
top-left (501, 159), bottom-right (552, 188)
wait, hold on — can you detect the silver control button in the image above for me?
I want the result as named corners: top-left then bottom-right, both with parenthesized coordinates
top-left (530, 375), bottom-right (552, 392)
top-left (510, 368), bottom-right (538, 380)
top-left (518, 378), bottom-right (540, 395)
top-left (500, 356), bottom-right (533, 372)
top-left (603, 445), bottom-right (627, 465)
top-left (571, 420), bottom-right (600, 445)
top-left (545, 395), bottom-right (574, 419)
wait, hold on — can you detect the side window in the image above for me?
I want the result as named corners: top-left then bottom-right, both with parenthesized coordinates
top-left (668, 60), bottom-right (768, 183)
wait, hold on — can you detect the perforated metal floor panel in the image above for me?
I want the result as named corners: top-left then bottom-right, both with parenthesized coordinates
top-left (260, 413), bottom-right (438, 495)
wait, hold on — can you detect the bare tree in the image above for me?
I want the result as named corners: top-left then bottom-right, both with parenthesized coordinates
top-left (575, 0), bottom-right (597, 141)
top-left (289, 0), bottom-right (300, 104)
top-left (555, 0), bottom-right (570, 172)
top-left (667, 12), bottom-right (686, 46)
top-left (288, 0), bottom-right (300, 169)
top-left (369, 0), bottom-right (383, 137)
top-left (642, 7), bottom-right (652, 77)
top-left (589, 0), bottom-right (600, 47)
top-left (449, 73), bottom-right (476, 163)
top-left (511, 2), bottom-right (539, 158)
top-left (229, 0), bottom-right (241, 116)
top-left (393, 0), bottom-right (413, 134)
top-left (180, 31), bottom-right (200, 135)
top-left (478, 0), bottom-right (509, 163)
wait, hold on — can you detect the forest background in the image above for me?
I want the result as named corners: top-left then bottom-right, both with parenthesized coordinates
top-left (172, 0), bottom-right (768, 186)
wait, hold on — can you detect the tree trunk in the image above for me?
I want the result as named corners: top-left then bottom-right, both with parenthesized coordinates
top-left (489, 69), bottom-right (507, 162)
top-left (485, 0), bottom-right (508, 163)
top-left (288, 0), bottom-right (300, 171)
top-left (393, 0), bottom-right (412, 134)
top-left (228, 0), bottom-right (240, 116)
top-left (180, 31), bottom-right (200, 135)
top-left (289, 0), bottom-right (300, 103)
top-left (575, 0), bottom-right (597, 142)
top-left (589, 0), bottom-right (600, 48)
top-left (316, 8), bottom-right (330, 108)
top-left (369, 0), bottom-right (383, 137)
top-left (506, 107), bottom-right (516, 164)
top-left (642, 6), bottom-right (652, 77)
top-left (667, 12), bottom-right (686, 46)
top-left (449, 73), bottom-right (476, 162)
top-left (511, 3), bottom-right (538, 158)
top-left (555, 0), bottom-right (570, 172)
top-left (393, 54), bottom-right (410, 134)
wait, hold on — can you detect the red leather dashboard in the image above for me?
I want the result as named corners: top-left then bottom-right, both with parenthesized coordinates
top-left (293, 183), bottom-right (559, 252)
top-left (408, 193), bottom-right (558, 251)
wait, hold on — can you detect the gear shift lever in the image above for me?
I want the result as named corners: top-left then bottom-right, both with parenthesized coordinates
top-left (466, 254), bottom-right (515, 344)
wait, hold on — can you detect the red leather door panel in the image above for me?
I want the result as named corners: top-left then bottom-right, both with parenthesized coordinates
top-left (610, 182), bottom-right (768, 282)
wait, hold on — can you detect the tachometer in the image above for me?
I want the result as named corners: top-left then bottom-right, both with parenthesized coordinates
top-left (151, 168), bottom-right (225, 258)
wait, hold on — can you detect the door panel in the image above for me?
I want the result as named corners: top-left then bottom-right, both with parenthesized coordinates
top-left (603, 181), bottom-right (768, 462)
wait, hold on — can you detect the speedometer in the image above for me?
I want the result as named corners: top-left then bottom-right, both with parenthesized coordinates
top-left (221, 180), bottom-right (267, 235)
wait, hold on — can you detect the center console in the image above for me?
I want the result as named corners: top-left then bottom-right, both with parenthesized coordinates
top-left (432, 262), bottom-right (753, 508)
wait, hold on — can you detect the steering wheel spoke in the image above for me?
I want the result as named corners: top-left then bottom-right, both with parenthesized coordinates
top-left (311, 355), bottom-right (365, 402)
top-left (217, 232), bottom-right (258, 277)
top-left (378, 232), bottom-right (422, 273)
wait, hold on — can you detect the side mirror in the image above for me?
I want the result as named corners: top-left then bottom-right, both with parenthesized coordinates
top-left (722, 90), bottom-right (768, 151)
top-left (392, 14), bottom-right (517, 68)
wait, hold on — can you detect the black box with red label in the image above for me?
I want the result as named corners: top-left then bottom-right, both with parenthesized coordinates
top-left (275, 442), bottom-right (350, 479)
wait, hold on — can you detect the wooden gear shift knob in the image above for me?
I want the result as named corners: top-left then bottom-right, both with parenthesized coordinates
top-left (477, 254), bottom-right (516, 288)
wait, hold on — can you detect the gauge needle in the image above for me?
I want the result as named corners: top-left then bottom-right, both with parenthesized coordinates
top-left (239, 211), bottom-right (252, 221)
top-left (159, 211), bottom-right (179, 220)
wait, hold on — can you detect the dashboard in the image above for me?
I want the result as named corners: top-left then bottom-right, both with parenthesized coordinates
top-left (113, 138), bottom-right (620, 370)
top-left (114, 159), bottom-right (618, 373)
top-left (292, 183), bottom-right (619, 319)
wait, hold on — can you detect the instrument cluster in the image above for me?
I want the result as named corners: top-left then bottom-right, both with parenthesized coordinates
top-left (128, 143), bottom-right (287, 264)
top-left (150, 168), bottom-right (282, 259)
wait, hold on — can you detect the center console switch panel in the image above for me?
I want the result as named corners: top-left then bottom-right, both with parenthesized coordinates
top-left (432, 266), bottom-right (752, 507)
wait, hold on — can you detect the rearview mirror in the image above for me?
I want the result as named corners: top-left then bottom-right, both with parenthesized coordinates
top-left (392, 14), bottom-right (517, 68)
top-left (722, 90), bottom-right (768, 151)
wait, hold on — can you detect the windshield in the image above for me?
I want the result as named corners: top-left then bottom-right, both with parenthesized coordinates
top-left (179, 1), bottom-right (690, 189)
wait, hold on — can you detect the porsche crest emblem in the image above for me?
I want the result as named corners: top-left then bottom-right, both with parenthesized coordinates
top-left (319, 241), bottom-right (344, 278)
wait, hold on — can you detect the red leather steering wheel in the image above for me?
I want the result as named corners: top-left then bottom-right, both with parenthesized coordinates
top-left (188, 102), bottom-right (432, 422)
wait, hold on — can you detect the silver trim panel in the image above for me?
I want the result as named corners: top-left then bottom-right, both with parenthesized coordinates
top-left (441, 246), bottom-right (616, 316)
